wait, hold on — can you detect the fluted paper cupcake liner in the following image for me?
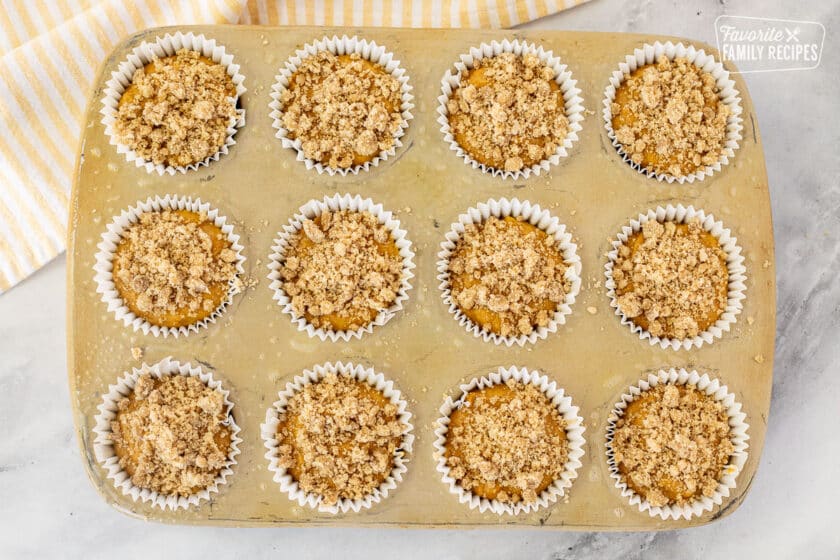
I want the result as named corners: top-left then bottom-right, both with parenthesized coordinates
top-left (604, 204), bottom-right (746, 350)
top-left (267, 193), bottom-right (415, 342)
top-left (100, 31), bottom-right (246, 175)
top-left (269, 35), bottom-right (414, 176)
top-left (605, 368), bottom-right (749, 520)
top-left (602, 41), bottom-right (743, 183)
top-left (437, 198), bottom-right (581, 346)
top-left (261, 361), bottom-right (414, 514)
top-left (92, 357), bottom-right (242, 511)
top-left (433, 366), bottom-right (585, 516)
top-left (437, 39), bottom-right (584, 180)
top-left (93, 195), bottom-right (246, 338)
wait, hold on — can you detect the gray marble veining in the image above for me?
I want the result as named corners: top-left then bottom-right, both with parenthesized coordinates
top-left (1, 0), bottom-right (839, 557)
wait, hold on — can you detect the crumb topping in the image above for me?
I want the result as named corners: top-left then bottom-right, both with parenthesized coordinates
top-left (280, 52), bottom-right (403, 169)
top-left (110, 374), bottom-right (233, 497)
top-left (115, 50), bottom-right (237, 167)
top-left (280, 210), bottom-right (403, 331)
top-left (611, 383), bottom-right (734, 508)
top-left (446, 52), bottom-right (569, 172)
top-left (276, 373), bottom-right (405, 505)
top-left (444, 380), bottom-right (569, 504)
top-left (613, 218), bottom-right (728, 340)
top-left (113, 210), bottom-right (238, 325)
top-left (448, 216), bottom-right (571, 337)
top-left (611, 57), bottom-right (730, 177)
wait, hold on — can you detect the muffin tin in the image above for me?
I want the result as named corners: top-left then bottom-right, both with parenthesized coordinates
top-left (67, 25), bottom-right (774, 529)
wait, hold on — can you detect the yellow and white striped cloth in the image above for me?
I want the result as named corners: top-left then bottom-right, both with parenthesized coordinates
top-left (0, 0), bottom-right (588, 294)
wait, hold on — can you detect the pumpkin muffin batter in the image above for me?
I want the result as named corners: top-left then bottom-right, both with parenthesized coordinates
top-left (444, 380), bottom-right (569, 505)
top-left (448, 216), bottom-right (571, 338)
top-left (611, 56), bottom-right (730, 177)
top-left (612, 218), bottom-right (728, 340)
top-left (280, 51), bottom-right (403, 169)
top-left (279, 210), bottom-right (403, 332)
top-left (112, 209), bottom-right (239, 328)
top-left (446, 52), bottom-right (569, 172)
top-left (115, 49), bottom-right (237, 168)
top-left (276, 372), bottom-right (405, 505)
top-left (110, 373), bottom-right (233, 497)
top-left (610, 383), bottom-right (735, 508)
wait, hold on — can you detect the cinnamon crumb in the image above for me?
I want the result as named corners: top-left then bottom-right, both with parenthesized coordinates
top-left (280, 210), bottom-right (403, 331)
top-left (130, 347), bottom-right (143, 361)
top-left (276, 373), bottom-right (405, 505)
top-left (447, 52), bottom-right (569, 172)
top-left (280, 52), bottom-right (403, 169)
top-left (444, 380), bottom-right (569, 505)
top-left (110, 374), bottom-right (233, 497)
top-left (613, 218), bottom-right (728, 340)
top-left (611, 57), bottom-right (730, 177)
top-left (115, 50), bottom-right (237, 167)
top-left (611, 384), bottom-right (734, 508)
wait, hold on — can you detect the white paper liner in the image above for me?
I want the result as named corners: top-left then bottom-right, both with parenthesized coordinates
top-left (261, 361), bottom-right (414, 514)
top-left (602, 41), bottom-right (743, 184)
top-left (436, 198), bottom-right (581, 347)
top-left (604, 204), bottom-right (747, 350)
top-left (268, 35), bottom-right (414, 176)
top-left (605, 368), bottom-right (750, 520)
top-left (267, 193), bottom-right (415, 342)
top-left (437, 39), bottom-right (585, 180)
top-left (100, 31), bottom-right (246, 175)
top-left (92, 357), bottom-right (242, 511)
top-left (432, 366), bottom-right (585, 516)
top-left (93, 195), bottom-right (246, 338)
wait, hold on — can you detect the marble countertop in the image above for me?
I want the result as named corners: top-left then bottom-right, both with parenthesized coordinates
top-left (2, 0), bottom-right (838, 557)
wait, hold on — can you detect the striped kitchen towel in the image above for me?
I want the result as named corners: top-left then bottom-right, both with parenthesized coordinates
top-left (0, 0), bottom-right (589, 294)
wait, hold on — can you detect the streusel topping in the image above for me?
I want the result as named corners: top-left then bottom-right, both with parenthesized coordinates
top-left (611, 383), bottom-right (734, 508)
top-left (280, 210), bottom-right (403, 331)
top-left (115, 50), bottom-right (237, 167)
top-left (280, 52), bottom-right (403, 169)
top-left (276, 373), bottom-right (405, 505)
top-left (448, 216), bottom-right (571, 337)
top-left (110, 374), bottom-right (233, 497)
top-left (444, 380), bottom-right (569, 504)
top-left (611, 56), bottom-right (730, 177)
top-left (446, 52), bottom-right (569, 172)
top-left (613, 218), bottom-right (728, 340)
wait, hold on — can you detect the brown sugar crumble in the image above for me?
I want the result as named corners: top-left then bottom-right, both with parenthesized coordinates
top-left (448, 216), bottom-right (571, 337)
top-left (611, 383), bottom-right (734, 508)
top-left (115, 50), bottom-right (237, 168)
top-left (110, 374), bottom-right (233, 497)
top-left (280, 52), bottom-right (403, 169)
top-left (276, 373), bottom-right (405, 505)
top-left (611, 57), bottom-right (730, 177)
top-left (613, 218), bottom-right (728, 340)
top-left (444, 380), bottom-right (569, 504)
top-left (446, 53), bottom-right (569, 172)
top-left (113, 209), bottom-right (238, 328)
top-left (280, 210), bottom-right (403, 332)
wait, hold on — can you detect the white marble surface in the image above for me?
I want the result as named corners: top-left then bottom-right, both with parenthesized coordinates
top-left (2, 0), bottom-right (839, 558)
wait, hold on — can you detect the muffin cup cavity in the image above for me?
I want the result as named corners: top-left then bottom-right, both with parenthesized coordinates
top-left (267, 193), bottom-right (415, 342)
top-left (100, 31), bottom-right (246, 175)
top-left (437, 197), bottom-right (581, 347)
top-left (92, 357), bottom-right (242, 511)
top-left (437, 38), bottom-right (584, 180)
top-left (602, 41), bottom-right (743, 183)
top-left (268, 35), bottom-right (415, 176)
top-left (433, 366), bottom-right (586, 516)
top-left (93, 194), bottom-right (246, 338)
top-left (261, 361), bottom-right (414, 514)
top-left (605, 368), bottom-right (749, 520)
top-left (604, 204), bottom-right (747, 350)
